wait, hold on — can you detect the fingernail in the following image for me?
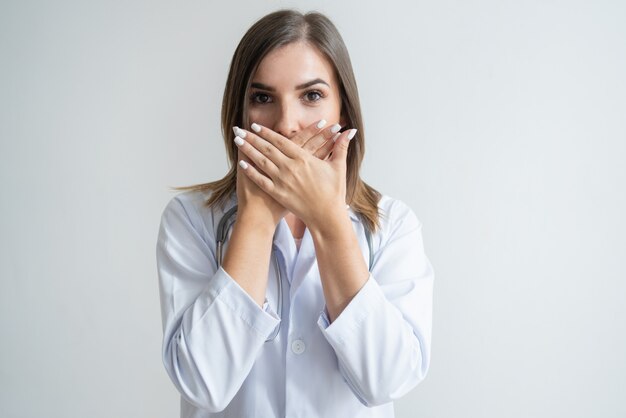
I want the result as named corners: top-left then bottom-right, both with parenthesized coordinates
top-left (332, 132), bottom-right (341, 142)
top-left (234, 136), bottom-right (244, 146)
top-left (251, 123), bottom-right (261, 133)
top-left (330, 123), bottom-right (341, 134)
top-left (316, 119), bottom-right (327, 129)
top-left (233, 126), bottom-right (246, 138)
top-left (347, 129), bottom-right (357, 140)
top-left (238, 160), bottom-right (249, 169)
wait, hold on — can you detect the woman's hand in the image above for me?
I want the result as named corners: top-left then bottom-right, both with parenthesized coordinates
top-left (233, 122), bottom-right (357, 230)
top-left (234, 147), bottom-right (284, 228)
top-left (233, 120), bottom-right (343, 227)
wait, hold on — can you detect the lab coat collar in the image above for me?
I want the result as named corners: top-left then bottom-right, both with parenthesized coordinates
top-left (346, 206), bottom-right (359, 222)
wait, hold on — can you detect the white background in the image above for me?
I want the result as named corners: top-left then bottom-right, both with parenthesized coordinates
top-left (1, 1), bottom-right (625, 417)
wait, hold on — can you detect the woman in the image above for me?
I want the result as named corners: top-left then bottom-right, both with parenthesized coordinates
top-left (156, 9), bottom-right (434, 418)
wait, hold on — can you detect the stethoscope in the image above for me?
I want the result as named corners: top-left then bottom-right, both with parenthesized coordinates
top-left (216, 204), bottom-right (374, 342)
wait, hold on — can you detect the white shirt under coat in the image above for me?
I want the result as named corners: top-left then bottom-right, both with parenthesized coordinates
top-left (156, 189), bottom-right (435, 417)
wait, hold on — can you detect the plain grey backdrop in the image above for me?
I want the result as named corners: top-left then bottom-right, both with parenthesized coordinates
top-left (1, 0), bottom-right (625, 417)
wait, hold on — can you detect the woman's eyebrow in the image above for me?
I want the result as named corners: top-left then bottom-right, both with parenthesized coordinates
top-left (250, 78), bottom-right (330, 92)
top-left (295, 78), bottom-right (330, 90)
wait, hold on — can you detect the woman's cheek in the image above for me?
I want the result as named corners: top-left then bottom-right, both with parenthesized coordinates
top-left (309, 101), bottom-right (342, 124)
top-left (247, 108), bottom-right (271, 126)
top-left (303, 108), bottom-right (330, 126)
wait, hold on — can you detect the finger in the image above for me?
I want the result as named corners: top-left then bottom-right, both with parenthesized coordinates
top-left (238, 159), bottom-right (276, 196)
top-left (330, 128), bottom-right (357, 165)
top-left (234, 133), bottom-right (280, 178)
top-left (302, 122), bottom-right (344, 154)
top-left (313, 125), bottom-right (345, 159)
top-left (313, 130), bottom-right (341, 159)
top-left (237, 149), bottom-right (266, 177)
top-left (290, 119), bottom-right (329, 148)
top-left (235, 124), bottom-right (301, 161)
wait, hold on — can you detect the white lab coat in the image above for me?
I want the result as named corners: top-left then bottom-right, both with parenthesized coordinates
top-left (156, 189), bottom-right (434, 418)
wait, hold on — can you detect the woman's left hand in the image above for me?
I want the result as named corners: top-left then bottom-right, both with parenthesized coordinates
top-left (233, 122), bottom-right (357, 229)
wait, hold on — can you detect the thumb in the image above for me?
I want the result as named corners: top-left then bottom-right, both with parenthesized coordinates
top-left (330, 129), bottom-right (357, 166)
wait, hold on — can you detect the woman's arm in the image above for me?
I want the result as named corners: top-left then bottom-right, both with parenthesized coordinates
top-left (156, 196), bottom-right (280, 412)
top-left (308, 209), bottom-right (369, 322)
top-left (221, 211), bottom-right (276, 307)
top-left (312, 199), bottom-right (435, 407)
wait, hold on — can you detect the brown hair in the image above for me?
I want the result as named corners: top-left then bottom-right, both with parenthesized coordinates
top-left (172, 9), bottom-right (383, 233)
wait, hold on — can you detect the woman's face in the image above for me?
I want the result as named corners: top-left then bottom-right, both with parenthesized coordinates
top-left (246, 41), bottom-right (345, 139)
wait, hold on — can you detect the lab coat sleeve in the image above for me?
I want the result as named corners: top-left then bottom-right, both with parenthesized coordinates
top-left (156, 196), bottom-right (281, 412)
top-left (317, 199), bottom-right (434, 407)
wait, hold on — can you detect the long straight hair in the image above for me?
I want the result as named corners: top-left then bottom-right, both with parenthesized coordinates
top-left (173, 9), bottom-right (383, 233)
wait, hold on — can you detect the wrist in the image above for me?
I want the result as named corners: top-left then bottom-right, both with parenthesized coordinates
top-left (308, 205), bottom-right (352, 239)
top-left (235, 210), bottom-right (279, 235)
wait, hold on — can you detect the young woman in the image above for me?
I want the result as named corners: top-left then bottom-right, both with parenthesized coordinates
top-left (156, 9), bottom-right (435, 418)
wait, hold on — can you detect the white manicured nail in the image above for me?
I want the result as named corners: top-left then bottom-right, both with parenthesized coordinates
top-left (316, 119), bottom-right (327, 129)
top-left (251, 123), bottom-right (261, 133)
top-left (332, 132), bottom-right (340, 142)
top-left (239, 160), bottom-right (249, 169)
top-left (347, 129), bottom-right (357, 140)
top-left (234, 136), bottom-right (244, 146)
top-left (233, 126), bottom-right (246, 138)
top-left (330, 123), bottom-right (341, 133)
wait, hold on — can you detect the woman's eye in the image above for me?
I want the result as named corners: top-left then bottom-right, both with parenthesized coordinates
top-left (251, 93), bottom-right (271, 104)
top-left (304, 91), bottom-right (323, 102)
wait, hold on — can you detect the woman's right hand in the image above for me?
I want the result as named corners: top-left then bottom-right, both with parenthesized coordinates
top-left (234, 119), bottom-right (342, 228)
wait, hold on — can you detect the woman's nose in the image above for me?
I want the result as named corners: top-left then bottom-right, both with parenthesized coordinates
top-left (272, 104), bottom-right (300, 139)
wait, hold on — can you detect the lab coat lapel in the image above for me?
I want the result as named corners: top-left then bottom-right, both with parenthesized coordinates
top-left (272, 218), bottom-right (298, 282)
top-left (271, 219), bottom-right (317, 296)
top-left (289, 227), bottom-right (317, 299)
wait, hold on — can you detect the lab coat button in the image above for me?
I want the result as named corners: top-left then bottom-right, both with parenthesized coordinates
top-left (291, 339), bottom-right (306, 354)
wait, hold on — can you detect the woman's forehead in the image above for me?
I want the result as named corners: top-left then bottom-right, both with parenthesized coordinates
top-left (252, 42), bottom-right (337, 88)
